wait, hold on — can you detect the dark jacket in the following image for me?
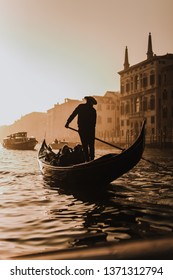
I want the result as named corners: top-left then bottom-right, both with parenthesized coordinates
top-left (66, 104), bottom-right (96, 130)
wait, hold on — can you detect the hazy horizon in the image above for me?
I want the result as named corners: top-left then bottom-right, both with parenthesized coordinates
top-left (1, 0), bottom-right (173, 126)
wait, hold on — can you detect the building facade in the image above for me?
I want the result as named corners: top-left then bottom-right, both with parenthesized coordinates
top-left (46, 99), bottom-right (81, 143)
top-left (118, 33), bottom-right (173, 147)
top-left (45, 92), bottom-right (120, 144)
top-left (95, 91), bottom-right (120, 143)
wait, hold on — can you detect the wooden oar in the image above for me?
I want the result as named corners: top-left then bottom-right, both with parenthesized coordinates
top-left (68, 126), bottom-right (124, 150)
top-left (67, 126), bottom-right (168, 169)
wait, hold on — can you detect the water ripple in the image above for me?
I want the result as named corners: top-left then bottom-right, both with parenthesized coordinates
top-left (0, 147), bottom-right (173, 258)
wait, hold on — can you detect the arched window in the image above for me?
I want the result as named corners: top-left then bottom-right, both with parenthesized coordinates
top-left (163, 107), bottom-right (167, 118)
top-left (150, 95), bottom-right (155, 110)
top-left (162, 89), bottom-right (167, 100)
top-left (131, 77), bottom-right (133, 91)
top-left (143, 73), bottom-right (148, 87)
top-left (121, 83), bottom-right (124, 94)
top-left (125, 101), bottom-right (130, 114)
top-left (150, 70), bottom-right (155, 86)
top-left (140, 74), bottom-right (143, 88)
top-left (135, 75), bottom-right (139, 90)
top-left (143, 97), bottom-right (148, 111)
top-left (131, 98), bottom-right (134, 113)
top-left (126, 79), bottom-right (130, 93)
top-left (121, 103), bottom-right (125, 115)
top-left (135, 97), bottom-right (140, 112)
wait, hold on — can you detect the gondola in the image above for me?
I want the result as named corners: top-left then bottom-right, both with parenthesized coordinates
top-left (38, 120), bottom-right (145, 188)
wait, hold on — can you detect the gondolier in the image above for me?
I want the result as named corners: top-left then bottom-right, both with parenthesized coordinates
top-left (65, 96), bottom-right (97, 161)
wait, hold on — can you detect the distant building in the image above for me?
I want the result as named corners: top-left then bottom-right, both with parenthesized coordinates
top-left (94, 91), bottom-right (120, 143)
top-left (0, 112), bottom-right (47, 143)
top-left (46, 99), bottom-right (81, 143)
top-left (118, 33), bottom-right (173, 147)
top-left (45, 92), bottom-right (120, 144)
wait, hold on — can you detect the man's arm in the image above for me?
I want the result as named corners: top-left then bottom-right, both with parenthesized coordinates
top-left (65, 105), bottom-right (80, 128)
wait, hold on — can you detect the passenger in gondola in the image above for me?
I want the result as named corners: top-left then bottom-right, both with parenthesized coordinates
top-left (72, 144), bottom-right (85, 164)
top-left (58, 145), bottom-right (73, 166)
top-left (65, 96), bottom-right (97, 162)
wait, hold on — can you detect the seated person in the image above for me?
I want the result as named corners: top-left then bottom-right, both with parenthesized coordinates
top-left (72, 144), bottom-right (85, 164)
top-left (58, 145), bottom-right (73, 166)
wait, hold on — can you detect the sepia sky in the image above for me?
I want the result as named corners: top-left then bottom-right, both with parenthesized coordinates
top-left (0, 0), bottom-right (173, 126)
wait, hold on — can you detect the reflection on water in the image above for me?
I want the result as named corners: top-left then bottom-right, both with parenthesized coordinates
top-left (0, 145), bottom-right (173, 258)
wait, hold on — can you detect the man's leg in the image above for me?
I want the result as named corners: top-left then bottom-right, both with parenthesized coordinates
top-left (79, 130), bottom-right (90, 161)
top-left (88, 130), bottom-right (95, 160)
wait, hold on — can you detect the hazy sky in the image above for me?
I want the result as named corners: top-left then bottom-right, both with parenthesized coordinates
top-left (0, 0), bottom-right (173, 126)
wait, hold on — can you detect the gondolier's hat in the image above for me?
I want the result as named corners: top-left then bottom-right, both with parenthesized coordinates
top-left (84, 96), bottom-right (97, 105)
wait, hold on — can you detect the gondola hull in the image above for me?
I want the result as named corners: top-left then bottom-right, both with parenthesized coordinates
top-left (38, 121), bottom-right (145, 188)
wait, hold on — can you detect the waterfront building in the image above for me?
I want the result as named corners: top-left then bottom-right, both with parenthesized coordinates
top-left (46, 99), bottom-right (81, 143)
top-left (118, 33), bottom-right (173, 147)
top-left (95, 91), bottom-right (120, 143)
top-left (45, 92), bottom-right (120, 144)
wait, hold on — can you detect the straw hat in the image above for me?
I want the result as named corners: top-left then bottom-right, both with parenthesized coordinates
top-left (84, 96), bottom-right (97, 105)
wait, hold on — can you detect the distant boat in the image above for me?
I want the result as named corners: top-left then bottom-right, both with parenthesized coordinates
top-left (3, 132), bottom-right (38, 150)
top-left (50, 139), bottom-right (78, 150)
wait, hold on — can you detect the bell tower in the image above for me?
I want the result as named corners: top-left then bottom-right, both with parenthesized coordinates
top-left (147, 32), bottom-right (154, 59)
top-left (123, 46), bottom-right (130, 70)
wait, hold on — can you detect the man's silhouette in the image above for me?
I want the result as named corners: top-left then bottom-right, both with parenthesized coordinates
top-left (65, 96), bottom-right (97, 161)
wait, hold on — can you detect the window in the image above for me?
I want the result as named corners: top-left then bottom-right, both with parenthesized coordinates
top-left (150, 95), bottom-right (155, 110)
top-left (150, 71), bottom-right (155, 85)
top-left (140, 97), bottom-right (143, 112)
top-left (143, 97), bottom-right (147, 111)
top-left (163, 90), bottom-right (167, 100)
top-left (126, 79), bottom-right (130, 92)
top-left (140, 74), bottom-right (143, 88)
top-left (163, 107), bottom-right (167, 118)
top-left (151, 128), bottom-right (155, 135)
top-left (131, 77), bottom-right (133, 91)
top-left (121, 83), bottom-right (124, 94)
top-left (121, 103), bottom-right (125, 115)
top-left (143, 73), bottom-right (148, 87)
top-left (151, 116), bottom-right (155, 123)
top-left (135, 75), bottom-right (139, 90)
top-left (125, 102), bottom-right (130, 114)
top-left (107, 117), bottom-right (112, 123)
top-left (135, 97), bottom-right (140, 112)
top-left (158, 74), bottom-right (162, 86)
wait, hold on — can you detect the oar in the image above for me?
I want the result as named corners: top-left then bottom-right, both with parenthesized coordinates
top-left (68, 126), bottom-right (124, 150)
top-left (67, 126), bottom-right (168, 169)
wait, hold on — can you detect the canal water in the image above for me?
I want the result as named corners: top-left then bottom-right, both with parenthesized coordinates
top-left (0, 145), bottom-right (173, 259)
